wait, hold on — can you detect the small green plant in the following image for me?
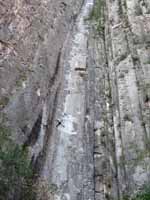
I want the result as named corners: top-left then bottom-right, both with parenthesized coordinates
top-left (132, 186), bottom-right (150, 200)
top-left (123, 195), bottom-right (130, 200)
top-left (123, 186), bottom-right (150, 200)
top-left (0, 96), bottom-right (9, 109)
top-left (89, 0), bottom-right (105, 36)
top-left (0, 124), bottom-right (35, 200)
top-left (36, 179), bottom-right (58, 200)
top-left (16, 73), bottom-right (27, 87)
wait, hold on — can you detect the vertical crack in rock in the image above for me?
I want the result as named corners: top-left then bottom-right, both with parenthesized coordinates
top-left (24, 112), bottom-right (42, 147)
top-left (33, 84), bottom-right (61, 176)
top-left (88, 0), bottom-right (150, 199)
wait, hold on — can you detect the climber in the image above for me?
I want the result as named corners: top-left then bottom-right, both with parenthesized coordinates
top-left (56, 119), bottom-right (65, 128)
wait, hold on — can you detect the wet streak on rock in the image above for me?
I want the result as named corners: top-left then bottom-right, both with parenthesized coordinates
top-left (49, 50), bottom-right (62, 86)
top-left (24, 113), bottom-right (42, 147)
top-left (33, 85), bottom-right (60, 177)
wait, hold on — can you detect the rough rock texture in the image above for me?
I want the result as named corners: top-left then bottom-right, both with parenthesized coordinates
top-left (0, 0), bottom-right (150, 199)
top-left (38, 1), bottom-right (95, 199)
top-left (0, 0), bottom-right (83, 155)
top-left (91, 0), bottom-right (150, 199)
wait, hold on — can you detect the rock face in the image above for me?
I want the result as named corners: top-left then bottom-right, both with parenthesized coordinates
top-left (0, 0), bottom-right (150, 199)
top-left (0, 0), bottom-right (83, 157)
top-left (91, 0), bottom-right (150, 199)
top-left (90, 0), bottom-right (150, 199)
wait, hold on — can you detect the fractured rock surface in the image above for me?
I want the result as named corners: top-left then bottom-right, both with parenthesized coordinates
top-left (0, 0), bottom-right (150, 199)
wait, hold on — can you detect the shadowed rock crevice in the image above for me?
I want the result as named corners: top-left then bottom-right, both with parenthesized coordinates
top-left (32, 85), bottom-right (60, 177)
top-left (24, 113), bottom-right (42, 147)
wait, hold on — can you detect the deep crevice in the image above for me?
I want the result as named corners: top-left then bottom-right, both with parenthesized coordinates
top-left (23, 112), bottom-right (42, 147)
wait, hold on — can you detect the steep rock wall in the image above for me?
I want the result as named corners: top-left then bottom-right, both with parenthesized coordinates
top-left (0, 0), bottom-right (150, 199)
top-left (0, 0), bottom-right (83, 159)
top-left (0, 0), bottom-right (84, 198)
top-left (90, 0), bottom-right (150, 199)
